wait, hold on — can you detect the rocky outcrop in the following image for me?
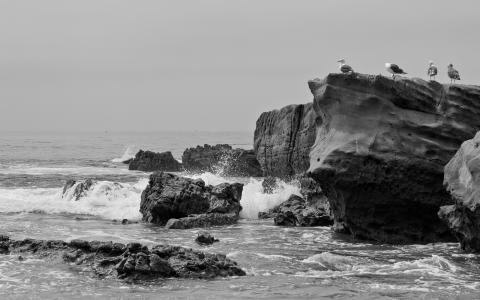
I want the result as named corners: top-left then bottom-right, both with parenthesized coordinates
top-left (439, 132), bottom-right (480, 252)
top-left (0, 235), bottom-right (245, 280)
top-left (254, 103), bottom-right (317, 177)
top-left (182, 144), bottom-right (262, 177)
top-left (258, 194), bottom-right (332, 226)
top-left (308, 73), bottom-right (480, 243)
top-left (62, 179), bottom-right (95, 200)
top-left (195, 232), bottom-right (219, 245)
top-left (140, 172), bottom-right (243, 228)
top-left (128, 150), bottom-right (182, 172)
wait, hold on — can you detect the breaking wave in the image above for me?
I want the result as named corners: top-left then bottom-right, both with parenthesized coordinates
top-left (111, 145), bottom-right (138, 163)
top-left (0, 179), bottom-right (148, 220)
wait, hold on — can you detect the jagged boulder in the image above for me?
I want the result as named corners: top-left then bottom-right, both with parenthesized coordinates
top-left (62, 179), bottom-right (95, 201)
top-left (258, 194), bottom-right (332, 226)
top-left (0, 236), bottom-right (245, 280)
top-left (195, 231), bottom-right (219, 245)
top-left (140, 172), bottom-right (243, 228)
top-left (308, 73), bottom-right (480, 243)
top-left (182, 144), bottom-right (262, 177)
top-left (128, 150), bottom-right (182, 172)
top-left (254, 103), bottom-right (317, 177)
top-left (439, 132), bottom-right (480, 252)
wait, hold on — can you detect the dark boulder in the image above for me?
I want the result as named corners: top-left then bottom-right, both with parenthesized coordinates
top-left (258, 194), bottom-right (332, 227)
top-left (182, 144), bottom-right (262, 177)
top-left (0, 236), bottom-right (245, 280)
top-left (140, 172), bottom-right (243, 228)
top-left (439, 132), bottom-right (480, 252)
top-left (254, 103), bottom-right (317, 177)
top-left (195, 231), bottom-right (219, 245)
top-left (62, 179), bottom-right (95, 201)
top-left (308, 73), bottom-right (480, 243)
top-left (128, 150), bottom-right (182, 172)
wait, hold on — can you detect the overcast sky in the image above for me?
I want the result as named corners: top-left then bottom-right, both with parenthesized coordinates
top-left (1, 0), bottom-right (479, 132)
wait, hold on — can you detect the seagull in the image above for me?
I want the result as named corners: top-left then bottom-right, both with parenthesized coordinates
top-left (447, 64), bottom-right (461, 83)
top-left (427, 61), bottom-right (438, 81)
top-left (337, 59), bottom-right (354, 74)
top-left (385, 63), bottom-right (407, 79)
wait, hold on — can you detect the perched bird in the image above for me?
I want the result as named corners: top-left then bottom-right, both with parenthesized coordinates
top-left (447, 64), bottom-right (461, 83)
top-left (427, 61), bottom-right (438, 81)
top-left (385, 63), bottom-right (407, 79)
top-left (337, 59), bottom-right (354, 74)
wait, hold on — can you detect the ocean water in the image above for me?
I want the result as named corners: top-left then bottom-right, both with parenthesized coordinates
top-left (0, 131), bottom-right (480, 299)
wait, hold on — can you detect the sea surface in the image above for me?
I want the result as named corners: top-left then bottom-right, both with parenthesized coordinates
top-left (0, 131), bottom-right (479, 300)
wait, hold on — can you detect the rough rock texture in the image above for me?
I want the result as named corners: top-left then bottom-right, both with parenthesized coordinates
top-left (439, 132), bottom-right (480, 252)
top-left (128, 150), bottom-right (182, 172)
top-left (0, 235), bottom-right (245, 280)
top-left (182, 144), bottom-right (262, 177)
top-left (140, 172), bottom-right (243, 228)
top-left (258, 194), bottom-right (332, 226)
top-left (254, 103), bottom-right (317, 177)
top-left (261, 176), bottom-right (278, 194)
top-left (62, 179), bottom-right (95, 201)
top-left (308, 73), bottom-right (480, 243)
top-left (195, 232), bottom-right (219, 245)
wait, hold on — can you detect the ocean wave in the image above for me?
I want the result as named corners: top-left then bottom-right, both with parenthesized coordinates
top-left (111, 145), bottom-right (138, 163)
top-left (0, 165), bottom-right (139, 176)
top-left (0, 178), bottom-right (148, 220)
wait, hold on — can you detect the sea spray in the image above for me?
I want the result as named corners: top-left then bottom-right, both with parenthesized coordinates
top-left (111, 145), bottom-right (138, 163)
top-left (0, 178), bottom-right (148, 220)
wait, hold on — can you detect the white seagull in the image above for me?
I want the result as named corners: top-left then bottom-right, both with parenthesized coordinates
top-left (385, 63), bottom-right (407, 79)
top-left (427, 61), bottom-right (438, 81)
top-left (337, 59), bottom-right (354, 74)
top-left (447, 64), bottom-right (461, 83)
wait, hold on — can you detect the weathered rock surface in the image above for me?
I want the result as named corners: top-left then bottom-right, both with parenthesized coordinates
top-left (140, 172), bottom-right (243, 228)
top-left (439, 132), bottom-right (480, 252)
top-left (195, 232), bottom-right (219, 245)
top-left (308, 73), bottom-right (480, 243)
top-left (182, 144), bottom-right (262, 177)
top-left (128, 150), bottom-right (182, 172)
top-left (0, 235), bottom-right (245, 280)
top-left (254, 103), bottom-right (317, 177)
top-left (258, 194), bottom-right (332, 226)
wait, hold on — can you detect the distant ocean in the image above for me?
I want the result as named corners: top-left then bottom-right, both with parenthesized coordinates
top-left (0, 131), bottom-right (479, 299)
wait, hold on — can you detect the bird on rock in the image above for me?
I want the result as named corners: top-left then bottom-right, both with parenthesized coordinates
top-left (447, 64), bottom-right (461, 83)
top-left (427, 61), bottom-right (438, 81)
top-left (385, 63), bottom-right (407, 79)
top-left (337, 59), bottom-right (354, 74)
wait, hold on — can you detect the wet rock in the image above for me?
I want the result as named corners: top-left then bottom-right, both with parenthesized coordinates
top-left (261, 176), bottom-right (278, 194)
top-left (439, 132), bottom-right (480, 252)
top-left (62, 179), bottom-right (95, 201)
top-left (259, 194), bottom-right (332, 227)
top-left (128, 150), bottom-right (182, 172)
top-left (0, 236), bottom-right (245, 280)
top-left (140, 172), bottom-right (243, 228)
top-left (254, 103), bottom-right (317, 177)
top-left (195, 231), bottom-right (218, 245)
top-left (182, 144), bottom-right (262, 177)
top-left (308, 73), bottom-right (480, 243)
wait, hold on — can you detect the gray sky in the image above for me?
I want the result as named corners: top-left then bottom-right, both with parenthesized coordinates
top-left (1, 0), bottom-right (479, 132)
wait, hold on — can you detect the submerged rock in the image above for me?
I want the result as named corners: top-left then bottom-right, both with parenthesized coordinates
top-left (308, 73), bottom-right (480, 243)
top-left (62, 179), bottom-right (95, 201)
top-left (140, 172), bottom-right (243, 228)
top-left (182, 144), bottom-right (262, 177)
top-left (195, 231), bottom-right (218, 245)
top-left (128, 150), bottom-right (182, 172)
top-left (258, 194), bottom-right (332, 227)
top-left (254, 103), bottom-right (317, 177)
top-left (439, 132), bottom-right (480, 252)
top-left (0, 236), bottom-right (245, 280)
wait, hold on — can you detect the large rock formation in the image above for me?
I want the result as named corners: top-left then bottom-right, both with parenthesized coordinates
top-left (439, 132), bottom-right (480, 252)
top-left (128, 150), bottom-right (182, 172)
top-left (0, 235), bottom-right (245, 280)
top-left (254, 103), bottom-right (317, 177)
top-left (182, 144), bottom-right (262, 177)
top-left (308, 73), bottom-right (480, 243)
top-left (140, 172), bottom-right (243, 228)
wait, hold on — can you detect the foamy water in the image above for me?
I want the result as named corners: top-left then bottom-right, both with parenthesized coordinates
top-left (1, 131), bottom-right (480, 299)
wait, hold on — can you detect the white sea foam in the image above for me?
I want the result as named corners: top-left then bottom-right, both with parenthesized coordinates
top-left (111, 145), bottom-right (138, 163)
top-left (0, 178), bottom-right (148, 220)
